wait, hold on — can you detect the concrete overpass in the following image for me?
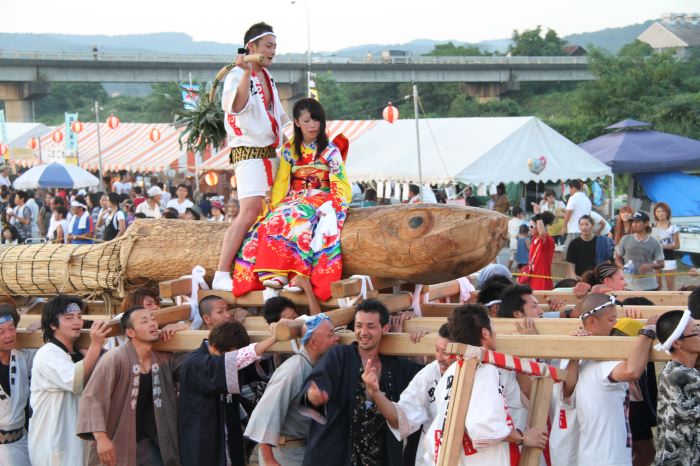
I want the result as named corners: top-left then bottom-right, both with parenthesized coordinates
top-left (0, 50), bottom-right (594, 121)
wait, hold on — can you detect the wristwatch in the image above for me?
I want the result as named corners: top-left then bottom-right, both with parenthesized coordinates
top-left (564, 308), bottom-right (573, 318)
top-left (638, 328), bottom-right (656, 339)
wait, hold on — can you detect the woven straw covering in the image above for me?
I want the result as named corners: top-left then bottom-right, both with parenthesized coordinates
top-left (0, 240), bottom-right (123, 297)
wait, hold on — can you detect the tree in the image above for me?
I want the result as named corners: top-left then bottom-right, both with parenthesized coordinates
top-left (425, 42), bottom-right (488, 56)
top-left (508, 26), bottom-right (567, 56)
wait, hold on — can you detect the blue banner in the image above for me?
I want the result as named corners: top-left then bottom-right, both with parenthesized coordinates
top-left (0, 110), bottom-right (7, 145)
top-left (181, 84), bottom-right (200, 110)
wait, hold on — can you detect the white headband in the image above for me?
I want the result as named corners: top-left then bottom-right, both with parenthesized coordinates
top-left (484, 300), bottom-right (502, 308)
top-left (581, 294), bottom-right (616, 320)
top-left (246, 31), bottom-right (275, 47)
top-left (70, 201), bottom-right (87, 209)
top-left (654, 310), bottom-right (691, 355)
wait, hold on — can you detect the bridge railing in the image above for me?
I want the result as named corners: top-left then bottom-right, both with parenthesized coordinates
top-left (0, 50), bottom-right (589, 66)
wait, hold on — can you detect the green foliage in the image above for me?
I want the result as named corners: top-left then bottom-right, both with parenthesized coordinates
top-left (424, 42), bottom-right (488, 56)
top-left (509, 26), bottom-right (567, 56)
top-left (34, 83), bottom-right (109, 125)
top-left (173, 83), bottom-right (226, 154)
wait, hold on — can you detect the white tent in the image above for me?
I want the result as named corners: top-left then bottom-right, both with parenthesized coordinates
top-left (345, 117), bottom-right (612, 185)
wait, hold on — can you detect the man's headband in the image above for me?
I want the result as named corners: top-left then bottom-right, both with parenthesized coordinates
top-left (301, 313), bottom-right (332, 345)
top-left (61, 302), bottom-right (82, 315)
top-left (484, 299), bottom-right (502, 308)
top-left (581, 294), bottom-right (616, 320)
top-left (655, 310), bottom-right (691, 355)
top-left (246, 31), bottom-right (275, 47)
top-left (0, 314), bottom-right (14, 325)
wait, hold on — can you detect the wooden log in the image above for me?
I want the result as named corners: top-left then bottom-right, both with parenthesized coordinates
top-left (423, 280), bottom-right (463, 302)
top-left (534, 290), bottom-right (690, 306)
top-left (437, 344), bottom-right (477, 466)
top-left (273, 292), bottom-right (414, 340)
top-left (122, 205), bottom-right (507, 286)
top-left (403, 317), bottom-right (608, 335)
top-left (417, 303), bottom-right (674, 319)
top-left (15, 330), bottom-right (672, 361)
top-left (330, 276), bottom-right (404, 298)
top-left (519, 378), bottom-right (554, 466)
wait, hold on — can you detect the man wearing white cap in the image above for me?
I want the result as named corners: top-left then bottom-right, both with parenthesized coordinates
top-left (213, 21), bottom-right (289, 291)
top-left (67, 196), bottom-right (94, 244)
top-left (653, 310), bottom-right (700, 465)
top-left (135, 186), bottom-right (163, 219)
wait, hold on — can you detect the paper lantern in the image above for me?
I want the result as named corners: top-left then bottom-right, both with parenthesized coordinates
top-left (204, 171), bottom-right (219, 186)
top-left (230, 175), bottom-right (237, 189)
top-left (527, 155), bottom-right (547, 175)
top-left (28, 137), bottom-right (39, 150)
top-left (149, 128), bottom-right (161, 143)
top-left (382, 102), bottom-right (399, 124)
top-left (0, 144), bottom-right (8, 157)
top-left (107, 115), bottom-right (120, 130)
top-left (52, 130), bottom-right (64, 143)
top-left (70, 120), bottom-right (84, 134)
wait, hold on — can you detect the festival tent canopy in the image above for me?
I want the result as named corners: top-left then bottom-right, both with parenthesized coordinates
top-left (345, 116), bottom-right (611, 185)
top-left (199, 120), bottom-right (379, 170)
top-left (13, 123), bottom-right (190, 173)
top-left (580, 120), bottom-right (700, 173)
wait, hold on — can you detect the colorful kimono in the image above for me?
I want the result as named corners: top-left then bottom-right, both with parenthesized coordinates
top-left (233, 138), bottom-right (352, 301)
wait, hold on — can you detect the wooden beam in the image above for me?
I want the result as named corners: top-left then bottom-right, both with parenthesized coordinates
top-left (330, 276), bottom-right (403, 298)
top-left (159, 277), bottom-right (194, 299)
top-left (437, 344), bottom-right (477, 466)
top-left (403, 317), bottom-right (606, 335)
top-left (519, 378), bottom-right (553, 466)
top-left (534, 290), bottom-right (690, 306)
top-left (273, 292), bottom-right (414, 340)
top-left (417, 303), bottom-right (675, 319)
top-left (14, 329), bottom-right (672, 361)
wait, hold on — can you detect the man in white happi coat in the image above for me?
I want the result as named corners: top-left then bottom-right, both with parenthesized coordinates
top-left (0, 305), bottom-right (35, 466)
top-left (360, 324), bottom-right (452, 466)
top-left (28, 295), bottom-right (109, 466)
top-left (213, 21), bottom-right (290, 291)
top-left (245, 314), bottom-right (339, 465)
top-left (417, 304), bottom-right (547, 466)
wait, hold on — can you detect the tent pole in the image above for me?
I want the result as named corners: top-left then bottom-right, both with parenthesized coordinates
top-left (609, 173), bottom-right (615, 218)
top-left (413, 84), bottom-right (423, 195)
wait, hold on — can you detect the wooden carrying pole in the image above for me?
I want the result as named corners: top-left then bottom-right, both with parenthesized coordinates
top-left (273, 292), bottom-right (414, 340)
top-left (436, 344), bottom-right (478, 466)
top-left (519, 378), bottom-right (554, 466)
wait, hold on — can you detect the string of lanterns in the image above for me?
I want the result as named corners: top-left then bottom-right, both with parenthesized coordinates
top-left (383, 102), bottom-right (399, 124)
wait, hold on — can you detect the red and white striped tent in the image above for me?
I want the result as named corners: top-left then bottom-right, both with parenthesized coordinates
top-left (199, 120), bottom-right (379, 170)
top-left (17, 123), bottom-right (193, 172)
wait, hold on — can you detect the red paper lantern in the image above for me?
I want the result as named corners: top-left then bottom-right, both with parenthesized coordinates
top-left (52, 130), bottom-right (64, 143)
top-left (382, 102), bottom-right (399, 124)
top-left (70, 120), bottom-right (84, 134)
top-left (149, 128), bottom-right (161, 143)
top-left (107, 115), bottom-right (120, 130)
top-left (0, 144), bottom-right (8, 157)
top-left (28, 137), bottom-right (39, 150)
top-left (205, 171), bottom-right (219, 186)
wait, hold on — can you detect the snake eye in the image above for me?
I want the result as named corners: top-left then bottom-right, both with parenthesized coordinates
top-left (397, 209), bottom-right (435, 240)
top-left (408, 216), bottom-right (424, 229)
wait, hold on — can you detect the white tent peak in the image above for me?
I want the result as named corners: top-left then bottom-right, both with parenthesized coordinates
top-left (345, 116), bottom-right (611, 185)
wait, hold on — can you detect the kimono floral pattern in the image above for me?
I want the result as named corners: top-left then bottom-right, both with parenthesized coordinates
top-left (233, 139), bottom-right (351, 301)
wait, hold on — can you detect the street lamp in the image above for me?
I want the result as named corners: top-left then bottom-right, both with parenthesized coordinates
top-left (291, 0), bottom-right (311, 97)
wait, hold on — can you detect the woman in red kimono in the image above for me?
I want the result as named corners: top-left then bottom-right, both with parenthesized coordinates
top-left (528, 211), bottom-right (556, 290)
top-left (233, 98), bottom-right (352, 302)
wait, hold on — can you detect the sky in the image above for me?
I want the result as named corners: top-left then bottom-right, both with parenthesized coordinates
top-left (4, 0), bottom-right (699, 53)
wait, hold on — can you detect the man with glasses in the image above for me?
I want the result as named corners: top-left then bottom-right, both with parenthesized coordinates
top-left (561, 294), bottom-right (659, 466)
top-left (653, 310), bottom-right (700, 465)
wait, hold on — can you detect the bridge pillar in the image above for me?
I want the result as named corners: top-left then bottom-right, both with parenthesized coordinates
top-left (276, 82), bottom-right (306, 116)
top-left (0, 82), bottom-right (48, 122)
top-left (462, 80), bottom-right (520, 101)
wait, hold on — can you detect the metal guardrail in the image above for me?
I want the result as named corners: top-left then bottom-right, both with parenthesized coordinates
top-left (0, 50), bottom-right (589, 66)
